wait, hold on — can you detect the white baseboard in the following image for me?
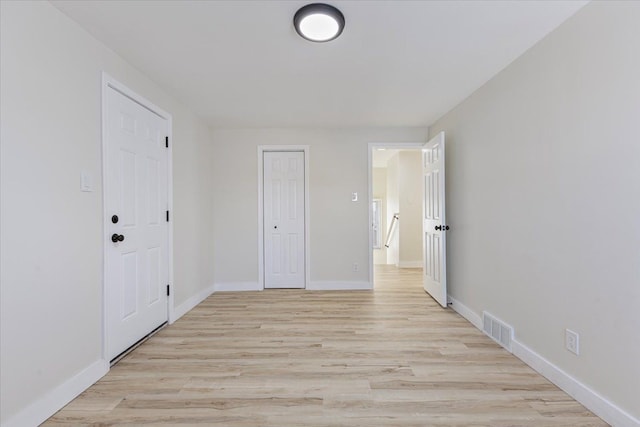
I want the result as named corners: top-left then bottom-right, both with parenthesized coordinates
top-left (512, 340), bottom-right (639, 427)
top-left (212, 281), bottom-right (372, 291)
top-left (3, 359), bottom-right (109, 427)
top-left (213, 281), bottom-right (262, 292)
top-left (447, 294), bottom-right (639, 427)
top-left (307, 281), bottom-right (372, 291)
top-left (170, 282), bottom-right (216, 323)
top-left (447, 294), bottom-right (483, 330)
top-left (398, 261), bottom-right (423, 268)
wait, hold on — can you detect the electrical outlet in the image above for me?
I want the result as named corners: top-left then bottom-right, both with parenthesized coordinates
top-left (565, 329), bottom-right (579, 355)
top-left (352, 263), bottom-right (359, 272)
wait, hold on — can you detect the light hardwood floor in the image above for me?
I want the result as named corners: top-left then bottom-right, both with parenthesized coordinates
top-left (45, 266), bottom-right (606, 426)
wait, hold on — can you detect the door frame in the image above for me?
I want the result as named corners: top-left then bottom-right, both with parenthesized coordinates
top-left (101, 73), bottom-right (174, 362)
top-left (367, 142), bottom-right (425, 287)
top-left (257, 145), bottom-right (310, 290)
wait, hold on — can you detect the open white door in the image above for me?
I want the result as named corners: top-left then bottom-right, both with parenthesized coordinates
top-left (422, 132), bottom-right (447, 307)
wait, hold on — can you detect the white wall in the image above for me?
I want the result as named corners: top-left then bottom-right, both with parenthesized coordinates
top-left (172, 119), bottom-right (215, 306)
top-left (372, 167), bottom-right (387, 265)
top-left (398, 151), bottom-right (423, 267)
top-left (430, 1), bottom-right (640, 422)
top-left (0, 1), bottom-right (214, 424)
top-left (210, 128), bottom-right (425, 288)
top-left (385, 153), bottom-right (400, 266)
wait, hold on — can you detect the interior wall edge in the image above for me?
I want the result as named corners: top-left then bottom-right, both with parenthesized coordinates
top-left (1, 359), bottom-right (109, 427)
top-left (447, 295), bottom-right (639, 427)
top-left (170, 283), bottom-right (216, 323)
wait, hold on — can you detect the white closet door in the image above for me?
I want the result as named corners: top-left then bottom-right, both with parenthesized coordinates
top-left (263, 151), bottom-right (305, 289)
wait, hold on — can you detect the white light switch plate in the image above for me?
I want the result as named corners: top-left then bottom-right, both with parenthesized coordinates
top-left (351, 192), bottom-right (358, 202)
top-left (81, 171), bottom-right (93, 192)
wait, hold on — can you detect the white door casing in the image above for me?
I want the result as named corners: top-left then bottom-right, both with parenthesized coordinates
top-left (263, 151), bottom-right (305, 289)
top-left (105, 85), bottom-right (169, 361)
top-left (423, 132), bottom-right (447, 307)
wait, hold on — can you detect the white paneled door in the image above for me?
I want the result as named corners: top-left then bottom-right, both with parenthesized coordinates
top-left (423, 132), bottom-right (448, 307)
top-left (264, 151), bottom-right (305, 288)
top-left (105, 87), bottom-right (169, 361)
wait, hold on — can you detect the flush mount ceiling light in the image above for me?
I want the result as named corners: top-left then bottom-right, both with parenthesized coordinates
top-left (294, 3), bottom-right (345, 42)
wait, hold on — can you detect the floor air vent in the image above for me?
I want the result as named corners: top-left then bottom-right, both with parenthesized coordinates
top-left (482, 312), bottom-right (513, 352)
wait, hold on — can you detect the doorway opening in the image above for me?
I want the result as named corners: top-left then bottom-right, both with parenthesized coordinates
top-left (368, 133), bottom-right (448, 307)
top-left (368, 144), bottom-right (424, 289)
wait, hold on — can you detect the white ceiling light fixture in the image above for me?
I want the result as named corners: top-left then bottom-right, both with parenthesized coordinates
top-left (294, 3), bottom-right (345, 43)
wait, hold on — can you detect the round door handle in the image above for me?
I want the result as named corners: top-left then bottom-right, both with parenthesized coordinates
top-left (111, 233), bottom-right (125, 243)
top-left (274, 225), bottom-right (278, 229)
top-left (435, 225), bottom-right (442, 231)
top-left (444, 225), bottom-right (450, 230)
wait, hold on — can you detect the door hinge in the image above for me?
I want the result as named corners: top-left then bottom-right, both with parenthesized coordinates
top-left (166, 284), bottom-right (170, 296)
top-left (166, 210), bottom-right (170, 222)
top-left (165, 136), bottom-right (169, 148)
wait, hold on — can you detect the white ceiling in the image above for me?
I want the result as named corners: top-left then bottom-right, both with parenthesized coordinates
top-left (51, 0), bottom-right (586, 129)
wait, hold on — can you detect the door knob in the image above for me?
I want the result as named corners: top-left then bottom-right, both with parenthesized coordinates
top-left (444, 225), bottom-right (450, 230)
top-left (111, 234), bottom-right (125, 243)
top-left (274, 225), bottom-right (278, 229)
top-left (435, 225), bottom-right (442, 231)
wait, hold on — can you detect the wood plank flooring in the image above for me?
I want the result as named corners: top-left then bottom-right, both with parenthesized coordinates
top-left (44, 266), bottom-right (606, 426)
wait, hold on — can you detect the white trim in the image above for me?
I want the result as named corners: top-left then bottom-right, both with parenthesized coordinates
top-left (257, 145), bottom-right (310, 290)
top-left (3, 359), bottom-right (109, 427)
top-left (447, 294), bottom-right (639, 427)
top-left (167, 119), bottom-right (175, 324)
top-left (398, 261), bottom-right (423, 268)
top-left (100, 73), bottom-right (109, 371)
top-left (368, 142), bottom-right (426, 288)
top-left (214, 282), bottom-right (263, 292)
top-left (170, 283), bottom-right (216, 323)
top-left (307, 281), bottom-right (372, 291)
top-left (512, 340), bottom-right (640, 427)
top-left (447, 295), bottom-right (483, 330)
top-left (101, 73), bottom-right (174, 363)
